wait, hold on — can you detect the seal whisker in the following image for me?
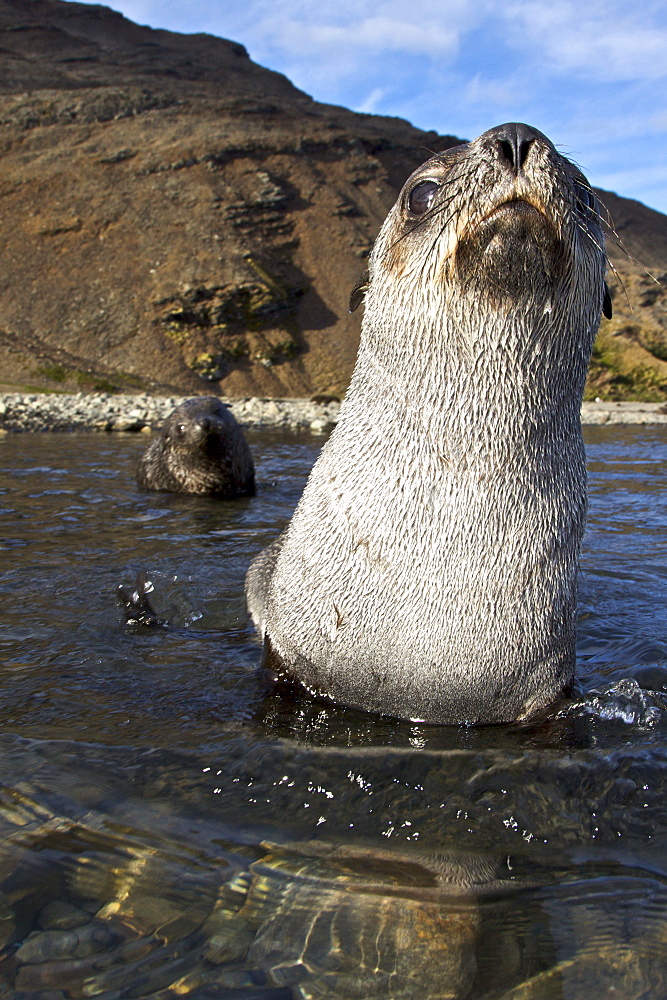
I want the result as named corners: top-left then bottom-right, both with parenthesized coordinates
top-left (382, 196), bottom-right (459, 259)
top-left (583, 196), bottom-right (612, 229)
top-left (578, 191), bottom-right (660, 287)
top-left (600, 227), bottom-right (660, 286)
top-left (572, 218), bottom-right (630, 309)
top-left (422, 210), bottom-right (460, 274)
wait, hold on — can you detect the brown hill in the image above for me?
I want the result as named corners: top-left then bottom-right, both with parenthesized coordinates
top-left (0, 0), bottom-right (665, 399)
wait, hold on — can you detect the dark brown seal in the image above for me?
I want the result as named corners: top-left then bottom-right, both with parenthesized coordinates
top-left (137, 397), bottom-right (255, 496)
top-left (246, 123), bottom-right (610, 724)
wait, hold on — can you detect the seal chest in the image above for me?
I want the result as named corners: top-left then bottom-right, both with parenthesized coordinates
top-left (246, 123), bottom-right (609, 724)
top-left (137, 397), bottom-right (255, 497)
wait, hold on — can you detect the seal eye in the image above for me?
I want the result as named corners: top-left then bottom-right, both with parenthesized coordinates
top-left (408, 180), bottom-right (439, 217)
top-left (175, 423), bottom-right (187, 437)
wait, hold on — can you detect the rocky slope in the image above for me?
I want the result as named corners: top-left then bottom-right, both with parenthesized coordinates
top-left (0, 0), bottom-right (665, 399)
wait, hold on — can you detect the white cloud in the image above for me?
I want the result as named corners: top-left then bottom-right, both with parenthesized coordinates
top-left (253, 15), bottom-right (460, 60)
top-left (463, 74), bottom-right (521, 109)
top-left (503, 1), bottom-right (667, 82)
top-left (356, 87), bottom-right (387, 114)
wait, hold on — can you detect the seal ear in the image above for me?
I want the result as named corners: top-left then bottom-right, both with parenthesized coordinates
top-left (602, 282), bottom-right (612, 320)
top-left (349, 270), bottom-right (369, 313)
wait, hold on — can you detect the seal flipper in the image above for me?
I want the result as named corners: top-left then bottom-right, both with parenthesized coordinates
top-left (117, 570), bottom-right (167, 627)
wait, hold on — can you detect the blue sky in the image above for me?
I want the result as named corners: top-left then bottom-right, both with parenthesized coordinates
top-left (76, 0), bottom-right (667, 216)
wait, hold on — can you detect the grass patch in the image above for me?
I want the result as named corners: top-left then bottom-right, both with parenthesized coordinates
top-left (34, 364), bottom-right (69, 383)
top-left (75, 372), bottom-right (119, 393)
top-left (585, 330), bottom-right (667, 401)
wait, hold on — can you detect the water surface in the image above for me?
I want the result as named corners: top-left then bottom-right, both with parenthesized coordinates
top-left (0, 425), bottom-right (665, 999)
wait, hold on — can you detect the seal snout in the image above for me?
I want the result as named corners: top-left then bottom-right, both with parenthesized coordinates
top-left (483, 122), bottom-right (549, 176)
top-left (196, 415), bottom-right (220, 436)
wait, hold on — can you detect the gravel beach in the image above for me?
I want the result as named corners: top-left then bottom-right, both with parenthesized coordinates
top-left (0, 393), bottom-right (665, 434)
top-left (0, 393), bottom-right (341, 434)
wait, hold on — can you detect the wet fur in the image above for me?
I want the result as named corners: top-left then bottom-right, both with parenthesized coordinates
top-left (246, 125), bottom-right (608, 724)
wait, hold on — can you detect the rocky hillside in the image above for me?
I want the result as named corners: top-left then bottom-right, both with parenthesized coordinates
top-left (0, 0), bottom-right (665, 399)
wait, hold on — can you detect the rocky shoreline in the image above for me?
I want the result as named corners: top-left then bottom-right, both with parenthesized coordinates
top-left (0, 393), bottom-right (665, 434)
top-left (0, 393), bottom-right (341, 434)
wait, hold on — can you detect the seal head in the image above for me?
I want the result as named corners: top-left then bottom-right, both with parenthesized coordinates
top-left (137, 397), bottom-right (255, 497)
top-left (246, 123), bottom-right (608, 724)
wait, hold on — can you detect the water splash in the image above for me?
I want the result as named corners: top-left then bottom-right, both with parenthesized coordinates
top-left (563, 678), bottom-right (666, 728)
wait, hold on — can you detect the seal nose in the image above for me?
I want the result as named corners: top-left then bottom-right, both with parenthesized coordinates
top-left (487, 123), bottom-right (541, 175)
top-left (199, 415), bottom-right (224, 436)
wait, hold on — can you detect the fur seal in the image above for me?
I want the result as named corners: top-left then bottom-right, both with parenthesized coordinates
top-left (246, 123), bottom-right (610, 725)
top-left (137, 396), bottom-right (255, 496)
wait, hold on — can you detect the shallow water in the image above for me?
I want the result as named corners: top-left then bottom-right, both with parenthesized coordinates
top-left (0, 425), bottom-right (665, 999)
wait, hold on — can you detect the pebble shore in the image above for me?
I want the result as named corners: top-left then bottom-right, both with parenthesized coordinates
top-left (0, 393), bottom-right (665, 434)
top-left (0, 393), bottom-right (341, 434)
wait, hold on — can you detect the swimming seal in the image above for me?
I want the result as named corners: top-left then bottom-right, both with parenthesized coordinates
top-left (137, 397), bottom-right (255, 496)
top-left (246, 123), bottom-right (610, 725)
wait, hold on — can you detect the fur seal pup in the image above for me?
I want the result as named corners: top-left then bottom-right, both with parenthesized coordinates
top-left (246, 123), bottom-right (611, 724)
top-left (137, 397), bottom-right (255, 496)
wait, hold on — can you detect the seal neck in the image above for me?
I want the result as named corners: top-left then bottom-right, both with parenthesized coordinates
top-left (354, 307), bottom-right (590, 441)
